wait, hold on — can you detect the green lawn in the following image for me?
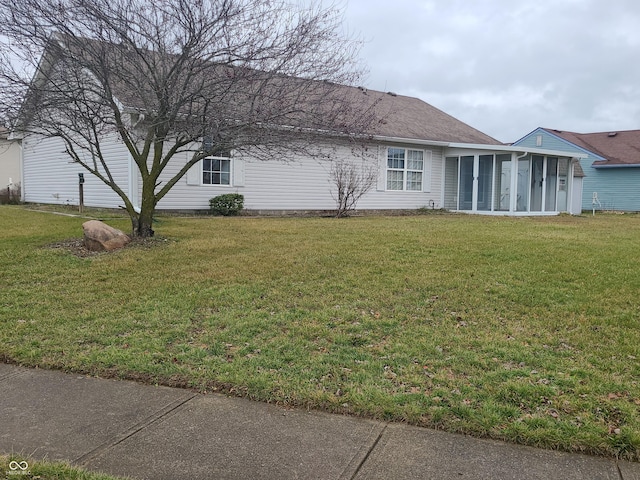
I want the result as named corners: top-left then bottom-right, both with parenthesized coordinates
top-left (0, 454), bottom-right (128, 479)
top-left (1, 206), bottom-right (639, 460)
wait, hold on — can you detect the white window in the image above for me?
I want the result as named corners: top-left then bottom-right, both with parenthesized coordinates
top-left (387, 147), bottom-right (424, 191)
top-left (202, 156), bottom-right (231, 185)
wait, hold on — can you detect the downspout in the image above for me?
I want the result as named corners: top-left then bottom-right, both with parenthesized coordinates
top-left (440, 152), bottom-right (446, 210)
top-left (19, 139), bottom-right (24, 202)
top-left (512, 151), bottom-right (528, 213)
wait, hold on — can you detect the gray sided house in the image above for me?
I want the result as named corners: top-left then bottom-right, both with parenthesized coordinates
top-left (0, 127), bottom-right (21, 198)
top-left (21, 73), bottom-right (585, 215)
top-left (514, 127), bottom-right (640, 212)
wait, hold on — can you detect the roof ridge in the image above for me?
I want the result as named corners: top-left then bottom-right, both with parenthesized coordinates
top-left (544, 127), bottom-right (640, 136)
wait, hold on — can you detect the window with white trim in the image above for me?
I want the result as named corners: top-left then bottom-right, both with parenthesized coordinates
top-left (202, 156), bottom-right (231, 185)
top-left (387, 147), bottom-right (424, 191)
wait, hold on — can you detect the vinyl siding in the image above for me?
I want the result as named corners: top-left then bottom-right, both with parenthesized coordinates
top-left (156, 141), bottom-right (445, 211)
top-left (571, 177), bottom-right (583, 215)
top-left (583, 167), bottom-right (640, 211)
top-left (443, 157), bottom-right (458, 209)
top-left (0, 139), bottom-right (21, 187)
top-left (514, 130), bottom-right (589, 154)
top-left (22, 133), bottom-right (130, 207)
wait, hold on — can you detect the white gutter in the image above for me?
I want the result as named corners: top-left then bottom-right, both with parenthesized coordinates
top-left (370, 135), bottom-right (588, 159)
top-left (592, 163), bottom-right (640, 169)
top-left (370, 135), bottom-right (451, 148)
top-left (446, 142), bottom-right (589, 159)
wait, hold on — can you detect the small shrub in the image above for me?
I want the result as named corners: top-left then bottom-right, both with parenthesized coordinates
top-left (209, 193), bottom-right (244, 216)
top-left (416, 206), bottom-right (447, 215)
top-left (0, 185), bottom-right (21, 205)
top-left (330, 159), bottom-right (377, 218)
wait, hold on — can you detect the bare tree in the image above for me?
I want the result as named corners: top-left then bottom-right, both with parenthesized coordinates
top-left (330, 157), bottom-right (378, 218)
top-left (0, 0), bottom-right (376, 237)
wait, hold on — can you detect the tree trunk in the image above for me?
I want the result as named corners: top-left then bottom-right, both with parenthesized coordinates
top-left (134, 212), bottom-right (155, 237)
top-left (131, 182), bottom-right (156, 237)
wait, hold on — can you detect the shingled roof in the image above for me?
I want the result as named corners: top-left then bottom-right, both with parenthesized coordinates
top-left (35, 34), bottom-right (501, 148)
top-left (342, 87), bottom-right (501, 145)
top-left (543, 128), bottom-right (640, 166)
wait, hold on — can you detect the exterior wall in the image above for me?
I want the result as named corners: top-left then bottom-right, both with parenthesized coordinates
top-left (0, 138), bottom-right (21, 190)
top-left (513, 129), bottom-right (585, 154)
top-left (156, 141), bottom-right (445, 211)
top-left (571, 176), bottom-right (583, 215)
top-left (583, 167), bottom-right (640, 211)
top-left (443, 157), bottom-right (458, 210)
top-left (23, 128), bottom-right (594, 215)
top-left (22, 133), bottom-right (130, 207)
top-left (513, 128), bottom-right (640, 212)
top-left (22, 133), bottom-right (444, 212)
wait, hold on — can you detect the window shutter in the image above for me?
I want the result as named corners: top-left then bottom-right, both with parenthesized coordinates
top-left (233, 158), bottom-right (245, 187)
top-left (422, 150), bottom-right (432, 193)
top-left (377, 146), bottom-right (386, 191)
top-left (186, 159), bottom-right (201, 185)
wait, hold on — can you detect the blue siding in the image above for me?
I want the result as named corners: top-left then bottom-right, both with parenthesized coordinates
top-left (582, 167), bottom-right (640, 211)
top-left (514, 128), bottom-right (640, 212)
top-left (514, 129), bottom-right (599, 156)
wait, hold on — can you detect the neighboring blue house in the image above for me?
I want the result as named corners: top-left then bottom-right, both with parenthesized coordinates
top-left (514, 128), bottom-right (640, 212)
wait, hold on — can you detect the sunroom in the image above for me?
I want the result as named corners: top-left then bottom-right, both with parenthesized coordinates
top-left (442, 144), bottom-right (587, 215)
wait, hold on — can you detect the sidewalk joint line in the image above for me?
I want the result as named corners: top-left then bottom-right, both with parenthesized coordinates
top-left (346, 423), bottom-right (387, 480)
top-left (74, 393), bottom-right (197, 466)
top-left (0, 370), bottom-right (26, 382)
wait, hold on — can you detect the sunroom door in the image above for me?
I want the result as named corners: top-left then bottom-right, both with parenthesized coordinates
top-left (516, 158), bottom-right (530, 212)
top-left (530, 155), bottom-right (544, 212)
top-left (545, 157), bottom-right (558, 212)
top-left (454, 155), bottom-right (495, 212)
top-left (530, 155), bottom-right (559, 212)
top-left (458, 156), bottom-right (474, 210)
top-left (494, 154), bottom-right (512, 211)
top-left (477, 155), bottom-right (494, 211)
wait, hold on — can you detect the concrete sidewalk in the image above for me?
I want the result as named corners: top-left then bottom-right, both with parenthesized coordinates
top-left (1, 363), bottom-right (638, 480)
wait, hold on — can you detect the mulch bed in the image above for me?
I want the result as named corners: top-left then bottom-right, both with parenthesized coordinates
top-left (46, 236), bottom-right (170, 258)
top-left (46, 238), bottom-right (101, 258)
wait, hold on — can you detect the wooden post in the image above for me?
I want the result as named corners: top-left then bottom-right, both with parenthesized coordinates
top-left (78, 173), bottom-right (85, 213)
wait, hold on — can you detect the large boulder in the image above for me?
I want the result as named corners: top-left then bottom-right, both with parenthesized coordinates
top-left (82, 220), bottom-right (131, 252)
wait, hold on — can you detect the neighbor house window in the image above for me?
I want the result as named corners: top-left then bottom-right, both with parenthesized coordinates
top-left (387, 147), bottom-right (424, 191)
top-left (202, 156), bottom-right (231, 185)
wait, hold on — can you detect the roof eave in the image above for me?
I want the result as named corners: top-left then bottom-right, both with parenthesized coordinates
top-left (592, 163), bottom-right (640, 169)
top-left (447, 142), bottom-right (589, 158)
top-left (370, 135), bottom-right (451, 147)
top-left (371, 136), bottom-right (589, 158)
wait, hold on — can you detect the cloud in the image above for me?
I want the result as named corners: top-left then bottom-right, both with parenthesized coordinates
top-left (344, 0), bottom-right (640, 141)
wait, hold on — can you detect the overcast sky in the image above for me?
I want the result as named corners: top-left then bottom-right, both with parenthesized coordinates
top-left (340, 0), bottom-right (640, 143)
